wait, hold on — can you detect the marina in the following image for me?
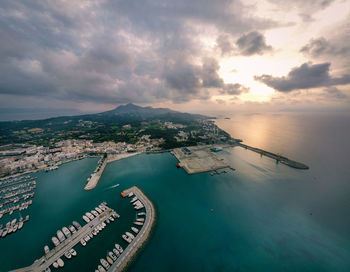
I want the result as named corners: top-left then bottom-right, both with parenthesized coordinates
top-left (11, 202), bottom-right (120, 272)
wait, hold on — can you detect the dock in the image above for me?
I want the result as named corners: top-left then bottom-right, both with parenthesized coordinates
top-left (237, 143), bottom-right (309, 169)
top-left (10, 209), bottom-right (117, 272)
top-left (173, 145), bottom-right (231, 174)
top-left (108, 186), bottom-right (155, 272)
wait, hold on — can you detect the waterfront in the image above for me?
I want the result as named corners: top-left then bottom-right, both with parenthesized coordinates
top-left (0, 112), bottom-right (350, 271)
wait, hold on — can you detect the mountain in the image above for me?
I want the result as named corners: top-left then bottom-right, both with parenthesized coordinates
top-left (0, 104), bottom-right (209, 146)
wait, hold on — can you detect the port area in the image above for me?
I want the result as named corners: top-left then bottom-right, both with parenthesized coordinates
top-left (109, 186), bottom-right (155, 272)
top-left (11, 208), bottom-right (116, 272)
top-left (237, 143), bottom-right (309, 170)
top-left (84, 153), bottom-right (140, 191)
top-left (173, 145), bottom-right (232, 174)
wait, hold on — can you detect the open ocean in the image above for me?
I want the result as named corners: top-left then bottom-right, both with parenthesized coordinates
top-left (0, 112), bottom-right (349, 271)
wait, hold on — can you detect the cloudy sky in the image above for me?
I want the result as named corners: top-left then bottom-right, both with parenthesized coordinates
top-left (0, 0), bottom-right (349, 120)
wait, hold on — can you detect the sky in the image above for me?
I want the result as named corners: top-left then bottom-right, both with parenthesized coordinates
top-left (0, 0), bottom-right (350, 120)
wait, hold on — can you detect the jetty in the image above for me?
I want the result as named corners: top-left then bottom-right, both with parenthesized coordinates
top-left (237, 143), bottom-right (309, 169)
top-left (108, 186), bottom-right (155, 272)
top-left (84, 153), bottom-right (140, 191)
top-left (10, 208), bottom-right (118, 272)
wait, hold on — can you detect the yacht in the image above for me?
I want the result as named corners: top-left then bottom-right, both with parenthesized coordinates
top-left (44, 245), bottom-right (50, 254)
top-left (86, 212), bottom-right (94, 220)
top-left (109, 216), bottom-right (114, 222)
top-left (57, 230), bottom-right (65, 242)
top-left (45, 267), bottom-right (51, 272)
top-left (2, 229), bottom-right (7, 238)
top-left (62, 227), bottom-right (71, 238)
top-left (100, 258), bottom-right (110, 269)
top-left (64, 251), bottom-right (72, 259)
top-left (131, 227), bottom-right (139, 234)
top-left (83, 215), bottom-right (90, 223)
top-left (113, 248), bottom-right (120, 257)
top-left (138, 212), bottom-right (146, 216)
top-left (131, 196), bottom-right (138, 203)
top-left (115, 244), bottom-right (123, 253)
top-left (72, 221), bottom-right (81, 229)
top-left (128, 192), bottom-right (134, 197)
top-left (51, 237), bottom-right (60, 247)
top-left (106, 256), bottom-right (113, 265)
top-left (95, 207), bottom-right (103, 214)
top-left (57, 258), bottom-right (64, 267)
top-left (97, 265), bottom-right (106, 272)
top-left (109, 251), bottom-right (117, 261)
top-left (18, 221), bottom-right (23, 230)
top-left (122, 234), bottom-right (132, 243)
top-left (80, 239), bottom-right (86, 246)
top-left (126, 232), bottom-right (135, 239)
top-left (70, 248), bottom-right (77, 257)
top-left (52, 262), bottom-right (59, 269)
top-left (136, 218), bottom-right (145, 222)
top-left (92, 210), bottom-right (99, 217)
top-left (134, 221), bottom-right (143, 226)
top-left (69, 225), bottom-right (76, 234)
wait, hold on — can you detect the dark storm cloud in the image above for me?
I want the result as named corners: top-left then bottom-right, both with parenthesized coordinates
top-left (236, 31), bottom-right (272, 56)
top-left (0, 0), bottom-right (281, 106)
top-left (163, 57), bottom-right (247, 102)
top-left (255, 62), bottom-right (350, 92)
top-left (300, 37), bottom-right (350, 58)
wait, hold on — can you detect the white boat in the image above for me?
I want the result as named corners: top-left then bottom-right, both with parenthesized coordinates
top-left (13, 224), bottom-right (18, 232)
top-left (86, 212), bottom-right (94, 220)
top-left (64, 251), bottom-right (72, 259)
top-left (131, 227), bottom-right (139, 234)
top-left (70, 248), bottom-right (77, 256)
top-left (134, 221), bottom-right (143, 226)
top-left (109, 216), bottom-right (114, 222)
top-left (89, 233), bottom-right (93, 238)
top-left (100, 258), bottom-right (110, 269)
top-left (128, 192), bottom-right (134, 197)
top-left (57, 230), bottom-right (65, 242)
top-left (92, 210), bottom-right (99, 217)
top-left (138, 212), bottom-right (146, 216)
top-left (69, 225), bottom-right (76, 233)
top-left (52, 262), bottom-right (59, 269)
top-left (80, 239), bottom-right (86, 246)
top-left (84, 235), bottom-right (90, 242)
top-left (131, 196), bottom-right (138, 203)
top-left (18, 221), bottom-right (23, 230)
top-left (72, 221), bottom-right (81, 229)
top-left (109, 251), bottom-right (117, 261)
top-left (62, 227), bottom-right (71, 238)
top-left (83, 215), bottom-right (90, 223)
top-left (115, 244), bottom-right (123, 253)
top-left (106, 219), bottom-right (110, 224)
top-left (44, 245), bottom-right (50, 254)
top-left (122, 234), bottom-right (132, 243)
top-left (97, 225), bottom-right (102, 231)
top-left (51, 237), bottom-right (60, 247)
top-left (11, 218), bottom-right (17, 225)
top-left (95, 207), bottom-right (103, 214)
top-left (113, 248), bottom-right (120, 257)
top-left (102, 222), bottom-right (106, 228)
top-left (97, 265), bottom-right (106, 272)
top-left (126, 232), bottom-right (135, 239)
top-left (45, 267), bottom-right (51, 272)
top-left (136, 218), bottom-right (144, 222)
top-left (2, 229), bottom-right (7, 237)
top-left (57, 258), bottom-right (64, 267)
top-left (106, 256), bottom-right (113, 265)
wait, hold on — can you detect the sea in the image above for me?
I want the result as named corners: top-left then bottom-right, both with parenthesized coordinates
top-left (0, 111), bottom-right (350, 272)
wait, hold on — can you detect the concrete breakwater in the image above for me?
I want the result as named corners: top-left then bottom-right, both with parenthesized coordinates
top-left (109, 186), bottom-right (156, 272)
top-left (237, 143), bottom-right (309, 170)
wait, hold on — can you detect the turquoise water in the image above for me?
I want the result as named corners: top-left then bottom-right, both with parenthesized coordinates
top-left (1, 112), bottom-right (350, 271)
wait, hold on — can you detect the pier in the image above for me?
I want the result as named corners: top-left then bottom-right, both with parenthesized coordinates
top-left (237, 143), bottom-right (309, 169)
top-left (84, 153), bottom-right (140, 191)
top-left (11, 208), bottom-right (117, 272)
top-left (108, 186), bottom-right (155, 272)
